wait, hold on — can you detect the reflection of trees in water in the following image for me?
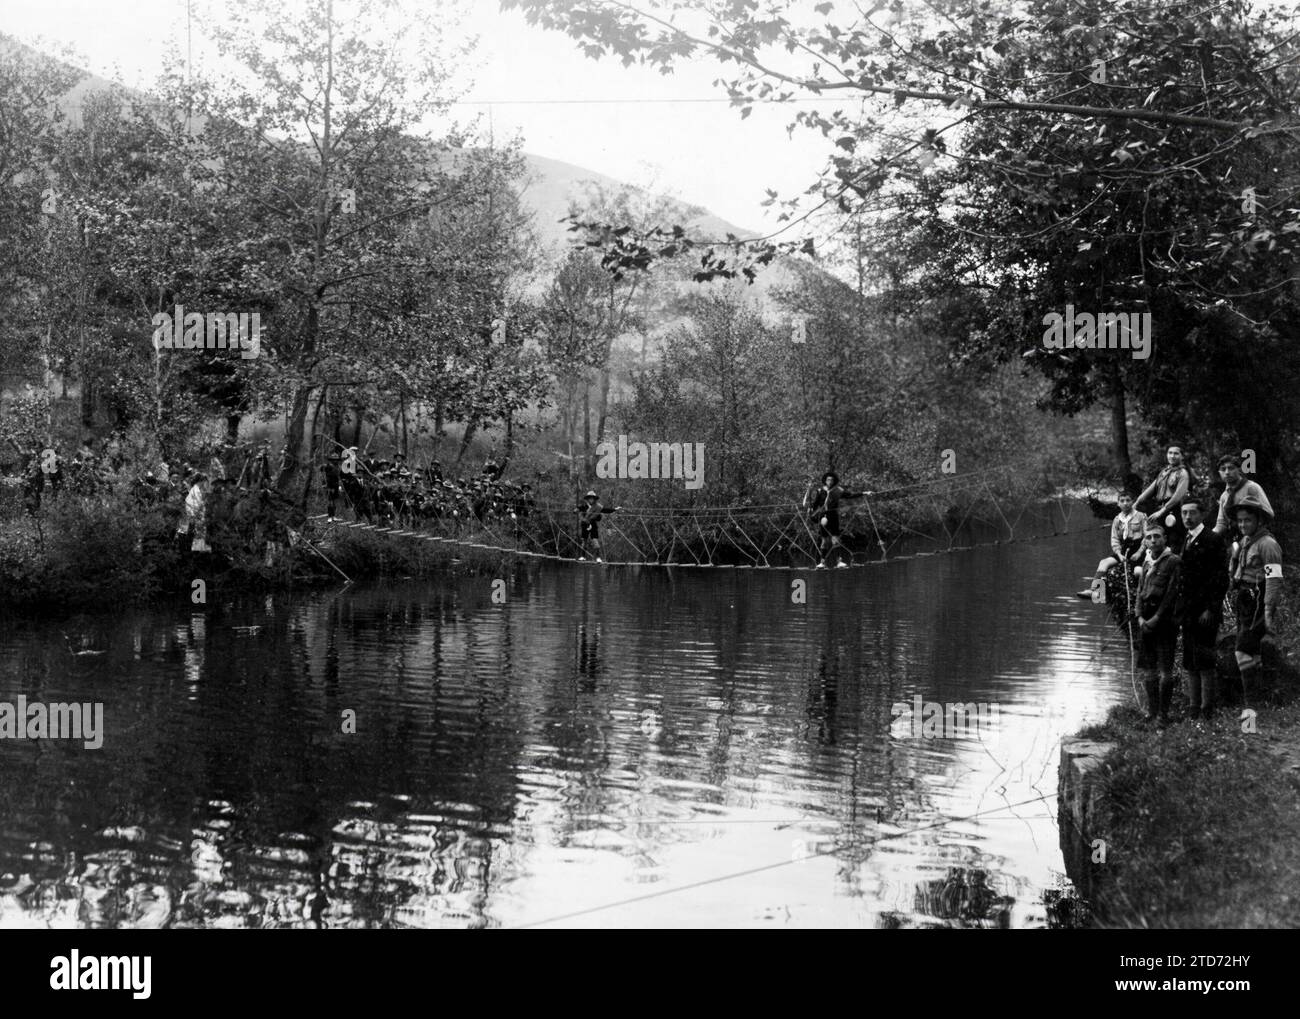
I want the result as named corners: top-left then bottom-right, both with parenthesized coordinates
top-left (1042, 885), bottom-right (1092, 929)
top-left (914, 867), bottom-right (1013, 927)
top-left (875, 867), bottom-right (1015, 929)
top-left (2, 546), bottom-right (1082, 927)
top-left (0, 582), bottom-right (534, 928)
top-left (576, 621), bottom-right (602, 692)
top-left (807, 650), bottom-right (840, 746)
top-left (533, 571), bottom-right (619, 849)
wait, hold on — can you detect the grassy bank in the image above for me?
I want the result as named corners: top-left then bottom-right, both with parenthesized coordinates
top-left (0, 454), bottom-right (1070, 613)
top-left (0, 493), bottom-right (519, 616)
top-left (320, 523), bottom-right (520, 581)
top-left (1074, 582), bottom-right (1300, 928)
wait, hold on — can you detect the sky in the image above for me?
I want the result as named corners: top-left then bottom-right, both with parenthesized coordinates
top-left (0, 0), bottom-right (850, 235)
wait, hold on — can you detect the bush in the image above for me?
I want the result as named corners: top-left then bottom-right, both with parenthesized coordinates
top-left (0, 492), bottom-right (179, 610)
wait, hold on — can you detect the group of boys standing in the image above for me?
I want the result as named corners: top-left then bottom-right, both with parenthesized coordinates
top-left (1082, 446), bottom-right (1283, 724)
top-left (321, 450), bottom-right (537, 529)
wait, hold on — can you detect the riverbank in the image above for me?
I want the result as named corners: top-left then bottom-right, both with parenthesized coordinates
top-left (0, 467), bottom-right (1066, 614)
top-left (0, 514), bottom-right (1111, 929)
top-left (0, 498), bottom-right (516, 615)
top-left (1066, 584), bottom-right (1300, 928)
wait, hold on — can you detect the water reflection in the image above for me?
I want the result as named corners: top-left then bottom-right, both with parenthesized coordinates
top-left (0, 506), bottom-right (1129, 928)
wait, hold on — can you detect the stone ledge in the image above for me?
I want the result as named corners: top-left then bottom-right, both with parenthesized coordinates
top-left (1059, 737), bottom-right (1116, 901)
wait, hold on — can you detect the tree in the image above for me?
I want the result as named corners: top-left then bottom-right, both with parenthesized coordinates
top-left (535, 182), bottom-right (689, 476)
top-left (856, 1), bottom-right (1300, 478)
top-left (537, 249), bottom-right (615, 466)
top-left (0, 37), bottom-right (81, 392)
top-left (628, 289), bottom-right (795, 498)
top-left (372, 144), bottom-right (549, 470)
top-left (38, 88), bottom-right (224, 445)
top-left (503, 0), bottom-right (1300, 478)
top-left (164, 0), bottom-right (484, 495)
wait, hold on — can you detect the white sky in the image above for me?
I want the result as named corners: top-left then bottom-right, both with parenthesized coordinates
top-left (0, 0), bottom-right (851, 234)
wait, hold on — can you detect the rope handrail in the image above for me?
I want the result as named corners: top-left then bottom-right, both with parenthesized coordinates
top-left (526, 458), bottom-right (1050, 517)
top-left (309, 467), bottom-right (1102, 570)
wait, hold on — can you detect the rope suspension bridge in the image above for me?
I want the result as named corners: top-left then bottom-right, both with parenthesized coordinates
top-left (307, 459), bottom-right (1103, 571)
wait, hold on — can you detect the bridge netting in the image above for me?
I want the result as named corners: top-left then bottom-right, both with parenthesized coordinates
top-left (308, 459), bottom-right (1101, 570)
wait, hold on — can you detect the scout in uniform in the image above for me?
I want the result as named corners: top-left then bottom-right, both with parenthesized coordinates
top-left (1228, 499), bottom-right (1283, 705)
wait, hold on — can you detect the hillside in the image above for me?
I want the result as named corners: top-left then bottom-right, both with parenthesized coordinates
top-left (13, 32), bottom-right (826, 301)
top-left (515, 151), bottom-right (755, 251)
top-left (1, 31), bottom-right (844, 410)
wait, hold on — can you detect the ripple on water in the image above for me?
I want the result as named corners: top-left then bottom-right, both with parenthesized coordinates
top-left (0, 512), bottom-right (1129, 927)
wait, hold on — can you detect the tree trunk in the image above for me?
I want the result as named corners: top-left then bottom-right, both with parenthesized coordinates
top-left (582, 380), bottom-right (592, 479)
top-left (42, 324), bottom-right (55, 438)
top-left (1108, 359), bottom-right (1132, 481)
top-left (595, 330), bottom-right (617, 445)
top-left (399, 392), bottom-right (409, 457)
top-left (152, 336), bottom-right (163, 441)
top-left (226, 414), bottom-right (241, 443)
top-left (301, 385), bottom-right (328, 510)
top-left (559, 377), bottom-right (576, 447)
top-left (596, 365), bottom-right (612, 447)
top-left (278, 383), bottom-right (313, 496)
top-left (502, 413), bottom-right (513, 475)
top-left (80, 378), bottom-right (94, 430)
top-left (456, 418), bottom-right (478, 467)
top-left (282, 1), bottom-right (331, 495)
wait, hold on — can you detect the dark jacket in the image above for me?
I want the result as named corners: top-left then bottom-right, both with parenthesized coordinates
top-left (1175, 526), bottom-right (1228, 620)
top-left (578, 501), bottom-right (614, 529)
top-left (1136, 549), bottom-right (1181, 627)
top-left (807, 484), bottom-right (867, 516)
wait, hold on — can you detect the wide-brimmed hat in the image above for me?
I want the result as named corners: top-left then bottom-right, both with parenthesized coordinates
top-left (1233, 497), bottom-right (1273, 524)
top-left (584, 490), bottom-right (598, 499)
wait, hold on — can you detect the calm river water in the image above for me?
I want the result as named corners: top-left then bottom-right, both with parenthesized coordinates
top-left (0, 505), bottom-right (1131, 928)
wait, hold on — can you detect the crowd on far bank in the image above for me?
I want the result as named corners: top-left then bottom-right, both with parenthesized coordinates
top-left (5, 434), bottom-right (546, 569)
top-left (4, 434), bottom-right (306, 568)
top-left (1080, 446), bottom-right (1282, 725)
top-left (320, 447), bottom-right (537, 530)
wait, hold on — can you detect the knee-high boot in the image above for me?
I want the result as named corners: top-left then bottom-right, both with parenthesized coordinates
top-left (1240, 665), bottom-right (1261, 707)
top-left (1144, 677), bottom-right (1160, 722)
top-left (1186, 671), bottom-right (1202, 719)
top-left (1200, 671), bottom-right (1217, 718)
top-left (1159, 678), bottom-right (1175, 725)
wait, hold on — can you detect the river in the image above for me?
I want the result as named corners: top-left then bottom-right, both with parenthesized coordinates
top-left (0, 503), bottom-right (1131, 928)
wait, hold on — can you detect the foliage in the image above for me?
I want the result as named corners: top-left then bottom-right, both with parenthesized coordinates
top-left (502, 0), bottom-right (1300, 483)
top-left (0, 38), bottom-right (81, 382)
